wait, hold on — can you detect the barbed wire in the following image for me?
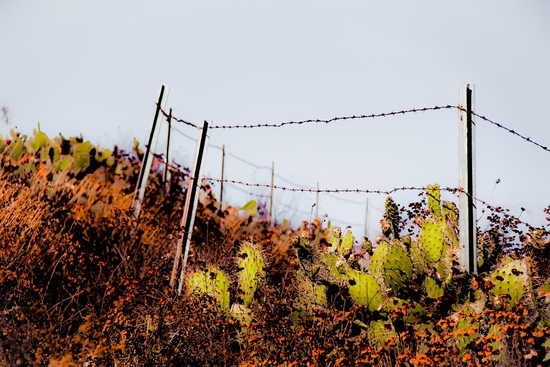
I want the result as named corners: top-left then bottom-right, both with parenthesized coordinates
top-left (201, 177), bottom-right (538, 229)
top-left (163, 104), bottom-right (549, 154)
top-left (160, 105), bottom-right (456, 130)
top-left (457, 106), bottom-right (549, 153)
top-left (149, 152), bottom-right (537, 230)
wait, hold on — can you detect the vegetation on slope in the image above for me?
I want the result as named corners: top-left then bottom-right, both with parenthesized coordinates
top-left (0, 127), bottom-right (549, 366)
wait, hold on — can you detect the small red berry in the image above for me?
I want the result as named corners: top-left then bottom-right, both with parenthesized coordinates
top-left (5, 139), bottom-right (11, 145)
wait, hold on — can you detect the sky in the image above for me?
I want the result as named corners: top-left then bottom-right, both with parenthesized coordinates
top-left (1, 1), bottom-right (549, 240)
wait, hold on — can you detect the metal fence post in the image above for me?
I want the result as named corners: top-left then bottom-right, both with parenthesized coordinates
top-left (220, 144), bottom-right (225, 205)
top-left (458, 83), bottom-right (477, 274)
top-left (164, 108), bottom-right (173, 192)
top-left (171, 120), bottom-right (212, 295)
top-left (270, 161), bottom-right (275, 223)
top-left (132, 85), bottom-right (170, 218)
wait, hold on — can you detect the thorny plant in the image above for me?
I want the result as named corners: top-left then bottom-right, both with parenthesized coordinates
top-left (0, 128), bottom-right (549, 366)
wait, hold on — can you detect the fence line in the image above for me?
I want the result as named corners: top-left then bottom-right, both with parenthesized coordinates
top-left (164, 104), bottom-right (549, 153)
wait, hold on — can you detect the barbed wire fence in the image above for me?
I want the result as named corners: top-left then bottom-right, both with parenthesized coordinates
top-left (164, 104), bottom-right (549, 153)
top-left (142, 84), bottom-right (549, 289)
top-left (163, 105), bottom-right (548, 233)
top-left (149, 106), bottom-right (548, 238)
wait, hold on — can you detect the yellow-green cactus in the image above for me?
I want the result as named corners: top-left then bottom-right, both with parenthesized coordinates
top-left (370, 241), bottom-right (413, 293)
top-left (237, 241), bottom-right (266, 307)
top-left (347, 268), bottom-right (383, 312)
top-left (188, 265), bottom-right (231, 312)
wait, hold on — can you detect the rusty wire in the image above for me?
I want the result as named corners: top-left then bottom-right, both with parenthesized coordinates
top-left (200, 177), bottom-right (536, 229)
top-left (468, 109), bottom-right (549, 152)
top-left (161, 103), bottom-right (549, 154)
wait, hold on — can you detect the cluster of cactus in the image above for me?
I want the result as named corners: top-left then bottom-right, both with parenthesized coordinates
top-left (0, 126), bottom-right (118, 177)
top-left (187, 240), bottom-right (266, 326)
top-left (286, 184), bottom-right (550, 357)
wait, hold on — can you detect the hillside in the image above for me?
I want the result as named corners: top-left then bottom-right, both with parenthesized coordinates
top-left (1, 128), bottom-right (549, 366)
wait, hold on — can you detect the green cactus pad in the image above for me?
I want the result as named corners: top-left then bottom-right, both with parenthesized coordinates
top-left (427, 184), bottom-right (441, 217)
top-left (30, 129), bottom-right (49, 151)
top-left (419, 220), bottom-right (444, 262)
top-left (424, 277), bottom-right (444, 299)
top-left (386, 297), bottom-right (426, 323)
top-left (296, 270), bottom-right (327, 308)
top-left (370, 241), bottom-right (413, 292)
top-left (188, 265), bottom-right (231, 312)
top-left (442, 201), bottom-right (459, 227)
top-left (73, 141), bottom-right (92, 171)
top-left (347, 269), bottom-right (383, 312)
top-left (339, 230), bottom-right (354, 256)
top-left (318, 252), bottom-right (347, 283)
top-left (368, 319), bottom-right (395, 346)
top-left (452, 311), bottom-right (478, 354)
top-left (409, 239), bottom-right (428, 274)
top-left (237, 241), bottom-right (266, 307)
top-left (490, 259), bottom-right (528, 307)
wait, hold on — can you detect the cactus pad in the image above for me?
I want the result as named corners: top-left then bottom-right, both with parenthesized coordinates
top-left (347, 269), bottom-right (383, 312)
top-left (237, 241), bottom-right (266, 307)
top-left (296, 270), bottom-right (327, 308)
top-left (188, 265), bottom-right (231, 311)
top-left (427, 184), bottom-right (441, 217)
top-left (419, 220), bottom-right (444, 262)
top-left (370, 241), bottom-right (413, 292)
top-left (386, 297), bottom-right (426, 323)
top-left (424, 277), bottom-right (444, 299)
top-left (490, 259), bottom-right (528, 307)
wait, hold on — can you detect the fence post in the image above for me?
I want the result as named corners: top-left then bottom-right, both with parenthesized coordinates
top-left (316, 182), bottom-right (320, 219)
top-left (220, 144), bottom-right (225, 205)
top-left (164, 108), bottom-right (173, 192)
top-left (132, 85), bottom-right (170, 218)
top-left (364, 198), bottom-right (369, 239)
top-left (171, 120), bottom-right (212, 295)
top-left (270, 161), bottom-right (275, 223)
top-left (458, 84), bottom-right (477, 274)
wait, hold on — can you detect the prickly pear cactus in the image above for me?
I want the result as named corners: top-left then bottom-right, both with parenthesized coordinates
top-left (424, 277), bottom-right (444, 299)
top-left (73, 140), bottom-right (92, 172)
top-left (385, 297), bottom-right (426, 323)
top-left (427, 184), bottom-right (441, 217)
top-left (339, 230), bottom-right (354, 257)
top-left (383, 196), bottom-right (400, 240)
top-left (452, 309), bottom-right (479, 354)
top-left (370, 241), bottom-right (413, 293)
top-left (490, 258), bottom-right (528, 307)
top-left (419, 220), bottom-right (445, 262)
top-left (368, 318), bottom-right (395, 346)
top-left (347, 269), bottom-right (383, 312)
top-left (188, 265), bottom-right (231, 312)
top-left (295, 270), bottom-right (328, 309)
top-left (237, 241), bottom-right (266, 307)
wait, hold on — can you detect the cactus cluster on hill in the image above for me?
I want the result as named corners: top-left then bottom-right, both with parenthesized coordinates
top-left (0, 127), bottom-right (549, 366)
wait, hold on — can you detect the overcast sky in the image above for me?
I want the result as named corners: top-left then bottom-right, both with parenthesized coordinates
top-left (1, 1), bottom-right (549, 239)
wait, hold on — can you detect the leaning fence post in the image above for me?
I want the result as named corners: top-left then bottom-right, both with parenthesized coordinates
top-left (171, 120), bottom-right (211, 295)
top-left (132, 85), bottom-right (170, 218)
top-left (164, 108), bottom-right (173, 192)
top-left (458, 83), bottom-right (477, 274)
